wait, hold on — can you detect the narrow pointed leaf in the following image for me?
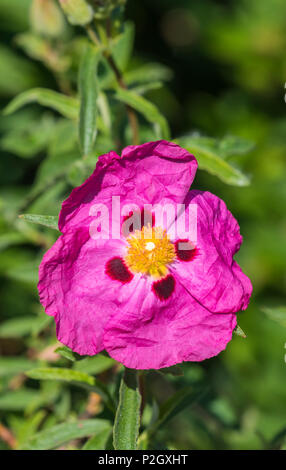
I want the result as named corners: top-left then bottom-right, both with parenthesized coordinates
top-left (149, 386), bottom-right (203, 436)
top-left (22, 419), bottom-right (111, 450)
top-left (26, 367), bottom-right (115, 412)
top-left (26, 367), bottom-right (95, 386)
top-left (82, 427), bottom-right (112, 450)
top-left (4, 88), bottom-right (79, 120)
top-left (19, 214), bottom-right (59, 230)
top-left (78, 45), bottom-right (100, 156)
top-left (74, 354), bottom-right (115, 375)
top-left (55, 346), bottom-right (81, 362)
top-left (261, 306), bottom-right (286, 328)
top-left (112, 21), bottom-right (134, 72)
top-left (0, 357), bottom-right (36, 378)
top-left (175, 136), bottom-right (250, 186)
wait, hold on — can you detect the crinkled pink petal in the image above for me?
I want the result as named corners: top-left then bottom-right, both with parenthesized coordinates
top-left (103, 275), bottom-right (237, 369)
top-left (58, 140), bottom-right (197, 233)
top-left (38, 228), bottom-right (129, 355)
top-left (172, 190), bottom-right (252, 313)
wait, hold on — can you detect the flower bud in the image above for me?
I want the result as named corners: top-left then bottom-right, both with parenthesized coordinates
top-left (59, 0), bottom-right (94, 26)
top-left (30, 0), bottom-right (65, 37)
top-left (90, 0), bottom-right (126, 20)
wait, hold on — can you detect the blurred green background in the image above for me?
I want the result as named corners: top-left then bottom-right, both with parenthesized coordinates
top-left (0, 0), bottom-right (285, 450)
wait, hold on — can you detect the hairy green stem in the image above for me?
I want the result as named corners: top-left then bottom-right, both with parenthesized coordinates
top-left (86, 25), bottom-right (139, 146)
top-left (113, 368), bottom-right (142, 450)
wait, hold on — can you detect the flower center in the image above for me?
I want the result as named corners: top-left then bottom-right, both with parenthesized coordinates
top-left (125, 225), bottom-right (176, 279)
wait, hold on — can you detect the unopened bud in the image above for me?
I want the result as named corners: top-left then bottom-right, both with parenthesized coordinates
top-left (59, 0), bottom-right (94, 26)
top-left (90, 0), bottom-right (126, 20)
top-left (30, 0), bottom-right (65, 38)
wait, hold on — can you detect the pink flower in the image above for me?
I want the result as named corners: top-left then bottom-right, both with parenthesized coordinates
top-left (38, 140), bottom-right (252, 369)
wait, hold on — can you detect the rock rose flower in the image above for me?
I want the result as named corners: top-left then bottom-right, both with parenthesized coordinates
top-left (38, 140), bottom-right (252, 369)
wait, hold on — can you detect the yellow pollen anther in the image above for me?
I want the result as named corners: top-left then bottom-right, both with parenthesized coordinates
top-left (125, 225), bottom-right (175, 279)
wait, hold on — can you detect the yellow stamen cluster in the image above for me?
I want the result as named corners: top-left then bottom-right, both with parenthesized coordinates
top-left (125, 225), bottom-right (175, 279)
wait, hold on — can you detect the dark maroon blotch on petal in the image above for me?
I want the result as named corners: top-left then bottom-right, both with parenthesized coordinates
top-left (152, 274), bottom-right (175, 301)
top-left (105, 257), bottom-right (133, 283)
top-left (175, 239), bottom-right (197, 262)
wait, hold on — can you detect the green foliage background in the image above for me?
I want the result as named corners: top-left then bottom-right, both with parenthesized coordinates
top-left (0, 0), bottom-right (285, 450)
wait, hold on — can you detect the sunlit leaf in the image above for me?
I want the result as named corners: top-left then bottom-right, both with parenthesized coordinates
top-left (19, 214), bottom-right (59, 231)
top-left (218, 135), bottom-right (255, 158)
top-left (4, 88), bottom-right (79, 120)
top-left (175, 136), bottom-right (250, 186)
top-left (26, 367), bottom-right (95, 386)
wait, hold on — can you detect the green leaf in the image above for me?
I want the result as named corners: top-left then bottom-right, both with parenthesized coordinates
top-left (73, 354), bottom-right (115, 375)
top-left (0, 232), bottom-right (28, 251)
top-left (26, 367), bottom-right (95, 386)
top-left (111, 21), bottom-right (135, 73)
top-left (0, 45), bottom-right (44, 96)
top-left (26, 366), bottom-right (115, 412)
top-left (113, 368), bottom-right (141, 450)
top-left (19, 214), bottom-right (59, 231)
top-left (55, 346), bottom-right (80, 362)
top-left (0, 316), bottom-right (44, 338)
top-left (175, 136), bottom-right (250, 186)
top-left (0, 389), bottom-right (39, 411)
top-left (261, 306), bottom-right (286, 328)
top-left (0, 0), bottom-right (30, 33)
top-left (10, 411), bottom-right (46, 448)
top-left (21, 419), bottom-right (111, 450)
top-left (82, 426), bottom-right (112, 450)
top-left (270, 427), bottom-right (286, 450)
top-left (78, 45), bottom-right (100, 156)
top-left (125, 62), bottom-right (173, 86)
top-left (28, 119), bottom-right (78, 197)
top-left (114, 88), bottom-right (170, 140)
top-left (131, 81), bottom-right (163, 96)
top-left (234, 324), bottom-right (247, 338)
top-left (3, 88), bottom-right (79, 120)
top-left (149, 386), bottom-right (203, 436)
top-left (0, 114), bottom-right (55, 158)
top-left (0, 357), bottom-right (36, 377)
top-left (218, 135), bottom-right (255, 158)
top-left (5, 260), bottom-right (39, 284)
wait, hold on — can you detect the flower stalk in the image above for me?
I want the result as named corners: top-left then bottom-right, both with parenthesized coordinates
top-left (113, 368), bottom-right (142, 450)
top-left (86, 25), bottom-right (139, 146)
